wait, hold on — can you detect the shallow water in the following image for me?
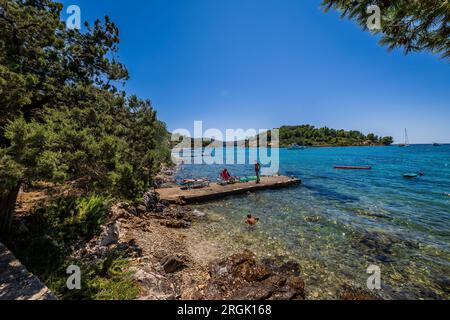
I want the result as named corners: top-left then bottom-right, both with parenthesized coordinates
top-left (176, 145), bottom-right (450, 299)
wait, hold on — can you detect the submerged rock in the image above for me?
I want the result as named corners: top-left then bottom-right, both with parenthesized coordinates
top-left (197, 250), bottom-right (306, 300)
top-left (192, 209), bottom-right (206, 218)
top-left (339, 285), bottom-right (382, 300)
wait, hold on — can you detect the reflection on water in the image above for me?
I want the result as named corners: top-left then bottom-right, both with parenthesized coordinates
top-left (179, 146), bottom-right (450, 299)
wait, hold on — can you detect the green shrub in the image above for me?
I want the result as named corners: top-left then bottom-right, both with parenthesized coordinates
top-left (76, 194), bottom-right (110, 239)
top-left (47, 251), bottom-right (139, 300)
top-left (4, 194), bottom-right (139, 300)
top-left (32, 194), bottom-right (110, 243)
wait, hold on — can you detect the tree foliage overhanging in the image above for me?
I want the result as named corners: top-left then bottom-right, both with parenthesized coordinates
top-left (321, 0), bottom-right (450, 59)
top-left (0, 0), bottom-right (171, 233)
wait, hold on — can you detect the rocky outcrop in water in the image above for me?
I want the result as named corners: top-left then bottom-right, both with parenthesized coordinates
top-left (194, 250), bottom-right (306, 300)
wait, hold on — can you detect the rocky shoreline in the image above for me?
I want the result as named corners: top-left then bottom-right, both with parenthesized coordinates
top-left (71, 165), bottom-right (381, 300)
top-left (6, 166), bottom-right (381, 300)
top-left (115, 194), bottom-right (381, 300)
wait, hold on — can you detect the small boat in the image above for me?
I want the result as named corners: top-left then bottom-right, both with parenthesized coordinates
top-left (179, 178), bottom-right (210, 190)
top-left (334, 166), bottom-right (372, 170)
top-left (288, 144), bottom-right (306, 150)
top-left (403, 173), bottom-right (418, 179)
top-left (239, 176), bottom-right (258, 183)
top-left (433, 143), bottom-right (441, 146)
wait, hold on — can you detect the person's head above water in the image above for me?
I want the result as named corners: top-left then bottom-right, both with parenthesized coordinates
top-left (247, 214), bottom-right (252, 219)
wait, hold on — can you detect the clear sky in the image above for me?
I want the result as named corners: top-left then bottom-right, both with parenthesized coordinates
top-left (61, 0), bottom-right (450, 144)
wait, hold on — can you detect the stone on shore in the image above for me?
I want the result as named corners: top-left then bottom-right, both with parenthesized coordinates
top-left (144, 190), bottom-right (160, 211)
top-left (99, 221), bottom-right (121, 247)
top-left (161, 255), bottom-right (188, 274)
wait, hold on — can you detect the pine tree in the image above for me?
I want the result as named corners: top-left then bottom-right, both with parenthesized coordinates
top-left (321, 0), bottom-right (450, 59)
top-left (0, 0), bottom-right (170, 234)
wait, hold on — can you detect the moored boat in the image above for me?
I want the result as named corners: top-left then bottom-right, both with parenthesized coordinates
top-left (288, 144), bottom-right (306, 150)
top-left (399, 129), bottom-right (410, 147)
top-left (334, 166), bottom-right (372, 170)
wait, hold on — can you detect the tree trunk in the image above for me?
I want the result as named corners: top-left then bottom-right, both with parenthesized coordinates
top-left (0, 183), bottom-right (21, 237)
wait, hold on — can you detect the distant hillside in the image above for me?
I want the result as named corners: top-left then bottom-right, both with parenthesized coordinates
top-left (277, 125), bottom-right (393, 147)
top-left (170, 125), bottom-right (394, 148)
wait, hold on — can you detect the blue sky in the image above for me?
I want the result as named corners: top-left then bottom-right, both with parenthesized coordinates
top-left (61, 0), bottom-right (450, 143)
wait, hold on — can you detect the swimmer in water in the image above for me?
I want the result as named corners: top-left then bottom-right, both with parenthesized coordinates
top-left (245, 214), bottom-right (260, 226)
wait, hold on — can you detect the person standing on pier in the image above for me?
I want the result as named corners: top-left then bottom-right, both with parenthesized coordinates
top-left (255, 161), bottom-right (261, 184)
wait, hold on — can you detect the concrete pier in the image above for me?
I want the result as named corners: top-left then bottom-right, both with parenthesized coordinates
top-left (156, 176), bottom-right (301, 204)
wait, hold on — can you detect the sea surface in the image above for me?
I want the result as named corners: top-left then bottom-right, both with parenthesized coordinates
top-left (175, 145), bottom-right (450, 299)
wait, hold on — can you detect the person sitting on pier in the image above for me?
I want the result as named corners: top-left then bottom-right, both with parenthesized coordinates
top-left (219, 168), bottom-right (238, 185)
top-left (220, 169), bottom-right (231, 181)
top-left (246, 214), bottom-right (260, 227)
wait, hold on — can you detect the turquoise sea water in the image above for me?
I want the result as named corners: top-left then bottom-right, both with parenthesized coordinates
top-left (176, 145), bottom-right (450, 299)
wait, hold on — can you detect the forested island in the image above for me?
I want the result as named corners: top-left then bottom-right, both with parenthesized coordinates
top-left (278, 125), bottom-right (394, 147)
top-left (173, 125), bottom-right (394, 149)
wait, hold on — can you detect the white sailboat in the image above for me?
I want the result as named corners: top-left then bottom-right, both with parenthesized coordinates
top-left (399, 129), bottom-right (410, 147)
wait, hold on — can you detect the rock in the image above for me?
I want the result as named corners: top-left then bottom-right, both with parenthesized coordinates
top-left (230, 275), bottom-right (287, 300)
top-left (160, 200), bottom-right (170, 207)
top-left (117, 239), bottom-right (143, 258)
top-left (209, 250), bottom-right (255, 278)
top-left (154, 203), bottom-right (165, 213)
top-left (116, 209), bottom-right (129, 219)
top-left (287, 276), bottom-right (305, 292)
top-left (132, 269), bottom-right (177, 300)
top-left (201, 251), bottom-right (306, 301)
top-left (268, 288), bottom-right (297, 300)
top-left (285, 276), bottom-right (306, 299)
top-left (161, 256), bottom-right (188, 274)
top-left (230, 281), bottom-right (274, 300)
top-left (234, 258), bottom-right (271, 282)
top-left (153, 177), bottom-right (165, 188)
top-left (99, 221), bottom-right (121, 246)
top-left (144, 190), bottom-right (160, 211)
top-left (279, 261), bottom-right (301, 276)
top-left (136, 205), bottom-right (147, 215)
top-left (339, 285), bottom-right (382, 300)
top-left (160, 220), bottom-right (191, 229)
top-left (175, 197), bottom-right (187, 205)
top-left (193, 209), bottom-right (206, 218)
top-left (261, 258), bottom-right (301, 277)
top-left (117, 202), bottom-right (130, 210)
top-left (128, 206), bottom-right (137, 216)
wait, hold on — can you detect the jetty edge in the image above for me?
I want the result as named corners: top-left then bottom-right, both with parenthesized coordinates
top-left (156, 175), bottom-right (301, 204)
